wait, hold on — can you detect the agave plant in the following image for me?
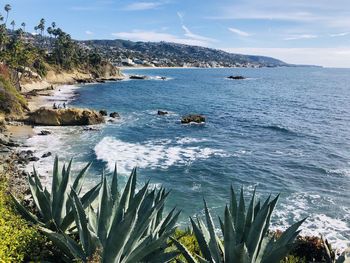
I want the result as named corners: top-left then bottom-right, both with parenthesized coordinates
top-left (40, 166), bottom-right (181, 262)
top-left (172, 187), bottom-right (305, 263)
top-left (11, 156), bottom-right (101, 233)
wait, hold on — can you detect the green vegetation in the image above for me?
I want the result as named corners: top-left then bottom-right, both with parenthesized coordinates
top-left (11, 157), bottom-right (100, 233)
top-left (172, 187), bottom-right (305, 263)
top-left (0, 176), bottom-right (44, 261)
top-left (0, 74), bottom-right (27, 115)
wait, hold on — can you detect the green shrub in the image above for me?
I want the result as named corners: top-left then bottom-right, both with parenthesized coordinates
top-left (0, 75), bottom-right (27, 115)
top-left (0, 179), bottom-right (45, 262)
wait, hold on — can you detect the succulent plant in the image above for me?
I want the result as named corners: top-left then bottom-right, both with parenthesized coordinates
top-left (11, 156), bottom-right (100, 233)
top-left (39, 165), bottom-right (180, 262)
top-left (172, 187), bottom-right (305, 263)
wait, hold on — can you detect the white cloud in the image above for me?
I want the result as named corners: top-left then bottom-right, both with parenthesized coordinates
top-left (111, 30), bottom-right (211, 46)
top-left (85, 30), bottom-right (93, 35)
top-left (284, 34), bottom-right (318, 40)
top-left (228, 27), bottom-right (251, 37)
top-left (224, 47), bottom-right (350, 68)
top-left (123, 2), bottom-right (163, 11)
top-left (182, 25), bottom-right (217, 43)
top-left (330, 32), bottom-right (349, 37)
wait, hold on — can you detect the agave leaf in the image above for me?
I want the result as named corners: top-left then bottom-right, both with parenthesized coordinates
top-left (224, 206), bottom-right (236, 262)
top-left (235, 187), bottom-right (246, 243)
top-left (71, 190), bottom-right (94, 258)
top-left (272, 218), bottom-right (305, 249)
top-left (10, 193), bottom-right (42, 225)
top-left (170, 237), bottom-right (198, 263)
top-left (72, 161), bottom-right (92, 194)
top-left (232, 243), bottom-right (251, 263)
top-left (53, 160), bottom-right (71, 226)
top-left (261, 244), bottom-right (295, 263)
top-left (230, 185), bottom-right (238, 221)
top-left (254, 200), bottom-right (261, 221)
top-left (190, 217), bottom-right (213, 262)
top-left (203, 200), bottom-right (221, 263)
top-left (246, 203), bottom-right (271, 260)
top-left (28, 174), bottom-right (52, 223)
top-left (39, 226), bottom-right (84, 261)
top-left (254, 234), bottom-right (274, 263)
top-left (110, 163), bottom-right (119, 202)
top-left (97, 173), bottom-right (112, 246)
top-left (103, 207), bottom-right (139, 263)
top-left (261, 195), bottom-right (279, 238)
top-left (60, 182), bottom-right (101, 232)
top-left (51, 156), bottom-right (61, 202)
top-left (244, 187), bottom-right (256, 240)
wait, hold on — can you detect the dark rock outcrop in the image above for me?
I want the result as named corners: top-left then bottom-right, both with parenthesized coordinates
top-left (129, 75), bottom-right (147, 80)
top-left (41, 152), bottom-right (52, 158)
top-left (157, 110), bottom-right (168, 116)
top-left (181, 114), bottom-right (206, 124)
top-left (39, 130), bottom-right (51, 136)
top-left (99, 110), bottom-right (108, 116)
top-left (109, 112), bottom-right (120, 118)
top-left (227, 75), bottom-right (245, 80)
top-left (28, 107), bottom-right (105, 126)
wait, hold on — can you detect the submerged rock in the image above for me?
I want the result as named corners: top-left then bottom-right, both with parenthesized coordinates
top-left (29, 107), bottom-right (105, 126)
top-left (181, 114), bottom-right (206, 124)
top-left (129, 75), bottom-right (148, 80)
top-left (227, 75), bottom-right (245, 80)
top-left (157, 110), bottom-right (168, 116)
top-left (109, 112), bottom-right (120, 118)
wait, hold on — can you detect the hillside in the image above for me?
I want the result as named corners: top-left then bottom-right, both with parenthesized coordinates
top-left (80, 39), bottom-right (288, 68)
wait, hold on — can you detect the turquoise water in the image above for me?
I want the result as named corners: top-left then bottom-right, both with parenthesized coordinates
top-left (26, 67), bottom-right (350, 248)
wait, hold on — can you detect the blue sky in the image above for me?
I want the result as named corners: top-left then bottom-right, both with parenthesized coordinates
top-left (3, 0), bottom-right (350, 67)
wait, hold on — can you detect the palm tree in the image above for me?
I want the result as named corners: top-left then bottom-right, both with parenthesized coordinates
top-left (10, 20), bottom-right (15, 31)
top-left (34, 26), bottom-right (38, 35)
top-left (4, 4), bottom-right (11, 26)
top-left (21, 22), bottom-right (25, 32)
top-left (51, 21), bottom-right (56, 29)
top-left (0, 14), bottom-right (3, 23)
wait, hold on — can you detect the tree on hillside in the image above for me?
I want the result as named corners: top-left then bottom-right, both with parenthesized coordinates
top-left (4, 4), bottom-right (11, 26)
top-left (10, 20), bottom-right (15, 31)
top-left (21, 22), bottom-right (25, 32)
top-left (0, 13), bottom-right (3, 23)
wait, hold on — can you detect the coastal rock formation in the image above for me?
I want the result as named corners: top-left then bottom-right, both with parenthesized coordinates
top-left (129, 75), bottom-right (148, 80)
top-left (158, 110), bottom-right (168, 115)
top-left (227, 75), bottom-right (245, 80)
top-left (39, 130), bottom-right (51, 135)
top-left (181, 114), bottom-right (206, 124)
top-left (29, 107), bottom-right (105, 126)
top-left (110, 112), bottom-right (120, 118)
top-left (99, 110), bottom-right (108, 116)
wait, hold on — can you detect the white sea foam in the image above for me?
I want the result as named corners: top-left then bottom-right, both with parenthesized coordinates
top-left (94, 136), bottom-right (229, 174)
top-left (272, 192), bottom-right (350, 251)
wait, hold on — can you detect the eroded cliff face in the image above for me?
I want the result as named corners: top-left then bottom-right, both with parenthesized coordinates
top-left (28, 107), bottom-right (105, 126)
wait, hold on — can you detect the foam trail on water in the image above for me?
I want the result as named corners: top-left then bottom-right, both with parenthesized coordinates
top-left (94, 136), bottom-right (228, 174)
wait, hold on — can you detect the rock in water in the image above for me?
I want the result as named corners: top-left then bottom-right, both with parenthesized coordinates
top-left (181, 114), bottom-right (206, 124)
top-left (129, 75), bottom-right (147, 80)
top-left (39, 130), bottom-right (51, 135)
top-left (99, 110), bottom-right (108, 116)
top-left (227, 75), bottom-right (245, 80)
top-left (157, 110), bottom-right (168, 116)
top-left (109, 112), bottom-right (120, 118)
top-left (41, 152), bottom-right (52, 158)
top-left (29, 107), bottom-right (105, 126)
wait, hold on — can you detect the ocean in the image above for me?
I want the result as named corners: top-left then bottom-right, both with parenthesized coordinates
top-left (24, 67), bottom-right (350, 249)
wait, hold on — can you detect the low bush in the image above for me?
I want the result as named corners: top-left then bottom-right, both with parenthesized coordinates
top-left (0, 178), bottom-right (45, 262)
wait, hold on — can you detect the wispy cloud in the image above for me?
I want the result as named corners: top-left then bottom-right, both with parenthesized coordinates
top-left (85, 30), bottom-right (93, 35)
top-left (177, 12), bottom-right (217, 44)
top-left (111, 30), bottom-right (211, 46)
top-left (123, 2), bottom-right (164, 11)
top-left (228, 27), bottom-right (251, 37)
top-left (284, 34), bottom-right (318, 40)
top-left (330, 32), bottom-right (349, 37)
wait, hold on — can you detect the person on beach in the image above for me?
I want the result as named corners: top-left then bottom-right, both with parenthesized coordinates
top-left (63, 102), bottom-right (66, 109)
top-left (53, 103), bottom-right (57, 109)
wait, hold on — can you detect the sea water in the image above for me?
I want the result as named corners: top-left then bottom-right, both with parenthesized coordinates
top-left (25, 67), bottom-right (350, 249)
